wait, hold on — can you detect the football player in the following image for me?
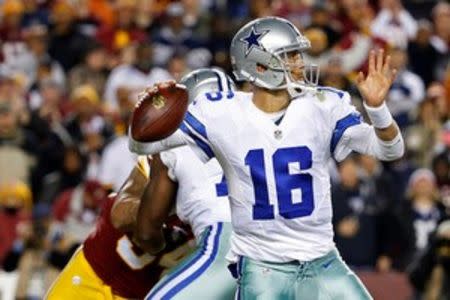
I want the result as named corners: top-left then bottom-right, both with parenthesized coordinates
top-left (130, 17), bottom-right (404, 299)
top-left (135, 68), bottom-right (236, 299)
top-left (45, 157), bottom-right (193, 299)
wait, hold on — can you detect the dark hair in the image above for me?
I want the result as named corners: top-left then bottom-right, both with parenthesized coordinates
top-left (82, 41), bottom-right (104, 61)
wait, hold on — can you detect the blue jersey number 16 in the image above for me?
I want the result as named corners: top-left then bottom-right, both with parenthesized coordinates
top-left (245, 146), bottom-right (314, 220)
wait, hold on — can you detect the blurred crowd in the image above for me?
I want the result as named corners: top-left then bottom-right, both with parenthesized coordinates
top-left (0, 0), bottom-right (449, 299)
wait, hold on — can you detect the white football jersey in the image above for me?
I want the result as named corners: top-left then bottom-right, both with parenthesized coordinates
top-left (159, 146), bottom-right (231, 240)
top-left (179, 88), bottom-right (374, 263)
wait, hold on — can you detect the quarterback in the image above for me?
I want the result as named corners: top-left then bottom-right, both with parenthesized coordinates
top-left (130, 17), bottom-right (404, 299)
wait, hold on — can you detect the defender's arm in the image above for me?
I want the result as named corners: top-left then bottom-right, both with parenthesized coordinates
top-left (134, 154), bottom-right (177, 254)
top-left (110, 162), bottom-right (149, 232)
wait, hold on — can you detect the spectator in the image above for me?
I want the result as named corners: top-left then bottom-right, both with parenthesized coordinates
top-left (24, 80), bottom-right (68, 197)
top-left (358, 155), bottom-right (396, 212)
top-left (385, 46), bottom-right (425, 127)
top-left (332, 157), bottom-right (381, 268)
top-left (68, 42), bottom-right (108, 96)
top-left (95, 0), bottom-right (147, 54)
top-left (0, 181), bottom-right (32, 266)
top-left (21, 0), bottom-right (50, 28)
top-left (64, 85), bottom-right (113, 178)
top-left (307, 4), bottom-right (341, 48)
top-left (167, 54), bottom-right (189, 82)
top-left (39, 146), bottom-right (87, 204)
top-left (371, 0), bottom-right (418, 49)
top-left (21, 24), bottom-right (66, 90)
top-left (0, 0), bottom-right (29, 76)
top-left (98, 86), bottom-right (135, 191)
top-left (152, 2), bottom-right (209, 67)
top-left (427, 82), bottom-right (449, 123)
top-left (0, 100), bottom-right (38, 187)
top-left (336, 0), bottom-right (375, 36)
top-left (97, 126), bottom-right (136, 191)
top-left (87, 0), bottom-right (115, 29)
top-left (409, 220), bottom-right (450, 299)
top-left (1, 200), bottom-right (55, 299)
top-left (103, 41), bottom-right (172, 111)
top-left (303, 27), bottom-right (332, 71)
top-left (64, 84), bottom-right (112, 146)
top-left (332, 0), bottom-right (377, 73)
top-left (11, 221), bottom-right (56, 300)
top-left (432, 153), bottom-right (450, 219)
top-left (48, 1), bottom-right (93, 71)
top-left (47, 180), bottom-right (107, 269)
top-left (181, 0), bottom-right (212, 42)
top-left (430, 2), bottom-right (450, 81)
top-left (320, 57), bottom-right (353, 93)
top-left (304, 25), bottom-right (372, 75)
top-left (397, 169), bottom-right (444, 267)
top-left (405, 99), bottom-right (442, 168)
top-left (407, 20), bottom-right (440, 86)
top-left (208, 16), bottom-right (233, 74)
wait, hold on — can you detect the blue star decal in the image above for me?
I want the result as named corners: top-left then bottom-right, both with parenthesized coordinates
top-left (240, 27), bottom-right (269, 56)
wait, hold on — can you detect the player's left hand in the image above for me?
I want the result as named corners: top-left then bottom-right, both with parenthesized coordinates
top-left (356, 49), bottom-right (397, 108)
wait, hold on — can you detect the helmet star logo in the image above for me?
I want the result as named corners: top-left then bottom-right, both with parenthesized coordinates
top-left (240, 27), bottom-right (269, 56)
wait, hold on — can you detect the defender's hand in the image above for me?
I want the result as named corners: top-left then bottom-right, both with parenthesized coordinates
top-left (356, 49), bottom-right (397, 108)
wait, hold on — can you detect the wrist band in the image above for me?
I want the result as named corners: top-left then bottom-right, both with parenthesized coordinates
top-left (363, 102), bottom-right (393, 129)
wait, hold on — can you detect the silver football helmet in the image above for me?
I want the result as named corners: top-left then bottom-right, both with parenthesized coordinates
top-left (230, 17), bottom-right (319, 98)
top-left (180, 68), bottom-right (236, 103)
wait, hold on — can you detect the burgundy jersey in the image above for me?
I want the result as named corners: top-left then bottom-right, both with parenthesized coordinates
top-left (84, 196), bottom-right (170, 298)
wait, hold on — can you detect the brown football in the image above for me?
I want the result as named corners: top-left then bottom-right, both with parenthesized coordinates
top-left (130, 83), bottom-right (188, 142)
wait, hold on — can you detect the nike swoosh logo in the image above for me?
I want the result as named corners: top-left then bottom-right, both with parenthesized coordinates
top-left (322, 258), bottom-right (335, 269)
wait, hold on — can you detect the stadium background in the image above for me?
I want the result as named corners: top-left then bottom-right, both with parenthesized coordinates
top-left (0, 0), bottom-right (449, 299)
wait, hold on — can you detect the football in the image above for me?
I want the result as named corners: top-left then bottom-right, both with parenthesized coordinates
top-left (130, 83), bottom-right (188, 142)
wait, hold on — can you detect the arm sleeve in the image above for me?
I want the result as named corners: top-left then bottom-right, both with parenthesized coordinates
top-left (177, 109), bottom-right (215, 163)
top-left (331, 92), bottom-right (404, 162)
top-left (334, 123), bottom-right (404, 162)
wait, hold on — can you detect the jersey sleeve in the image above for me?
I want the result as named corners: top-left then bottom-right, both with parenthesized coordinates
top-left (178, 98), bottom-right (215, 163)
top-left (328, 89), bottom-right (365, 161)
top-left (329, 89), bottom-right (401, 162)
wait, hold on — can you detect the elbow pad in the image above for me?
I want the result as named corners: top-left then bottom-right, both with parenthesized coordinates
top-left (370, 132), bottom-right (405, 161)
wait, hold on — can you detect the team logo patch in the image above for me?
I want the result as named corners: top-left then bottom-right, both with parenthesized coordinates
top-left (152, 95), bottom-right (166, 109)
top-left (240, 26), bottom-right (269, 56)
